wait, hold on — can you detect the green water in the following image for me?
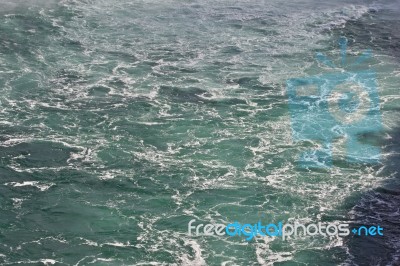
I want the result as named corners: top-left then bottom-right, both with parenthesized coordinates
top-left (0, 0), bottom-right (399, 265)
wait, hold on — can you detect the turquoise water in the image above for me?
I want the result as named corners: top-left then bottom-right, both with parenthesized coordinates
top-left (0, 0), bottom-right (399, 265)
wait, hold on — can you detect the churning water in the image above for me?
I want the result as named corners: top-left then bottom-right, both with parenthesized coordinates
top-left (0, 0), bottom-right (400, 265)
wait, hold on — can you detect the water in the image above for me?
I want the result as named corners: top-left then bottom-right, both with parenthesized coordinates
top-left (0, 0), bottom-right (399, 265)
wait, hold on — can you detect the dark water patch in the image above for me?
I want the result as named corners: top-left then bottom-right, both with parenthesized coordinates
top-left (211, 60), bottom-right (237, 68)
top-left (181, 77), bottom-right (201, 84)
top-left (158, 85), bottom-right (209, 103)
top-left (53, 68), bottom-right (88, 86)
top-left (105, 50), bottom-right (139, 62)
top-left (107, 77), bottom-right (130, 88)
top-left (88, 85), bottom-right (110, 97)
top-left (159, 65), bottom-right (198, 74)
top-left (0, 124), bottom-right (41, 139)
top-left (225, 76), bottom-right (275, 91)
top-left (0, 141), bottom-right (80, 168)
top-left (140, 60), bottom-right (159, 67)
top-left (334, 8), bottom-right (400, 59)
top-left (60, 38), bottom-right (84, 51)
top-left (209, 97), bottom-right (248, 107)
top-left (230, 23), bottom-right (243, 29)
top-left (345, 190), bottom-right (400, 265)
top-left (344, 125), bottom-right (400, 265)
top-left (0, 13), bottom-right (59, 62)
top-left (147, 47), bottom-right (199, 62)
top-left (0, 165), bottom-right (30, 184)
top-left (220, 45), bottom-right (243, 54)
top-left (249, 27), bottom-right (279, 36)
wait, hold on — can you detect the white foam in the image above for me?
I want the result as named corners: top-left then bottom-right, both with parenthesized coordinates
top-left (40, 259), bottom-right (57, 265)
top-left (4, 181), bottom-right (55, 191)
